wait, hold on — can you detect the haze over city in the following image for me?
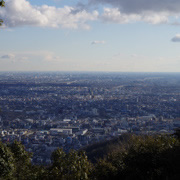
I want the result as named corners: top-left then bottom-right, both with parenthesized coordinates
top-left (0, 0), bottom-right (180, 72)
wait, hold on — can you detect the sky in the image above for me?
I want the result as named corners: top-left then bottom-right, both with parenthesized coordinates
top-left (0, 0), bottom-right (180, 72)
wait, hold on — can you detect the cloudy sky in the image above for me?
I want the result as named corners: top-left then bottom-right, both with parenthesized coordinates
top-left (0, 0), bottom-right (180, 72)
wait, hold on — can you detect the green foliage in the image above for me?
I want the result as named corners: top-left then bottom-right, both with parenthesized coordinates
top-left (29, 165), bottom-right (47, 180)
top-left (0, 134), bottom-right (180, 180)
top-left (0, 17), bottom-right (3, 26)
top-left (0, 142), bottom-right (14, 179)
top-left (8, 140), bottom-right (33, 180)
top-left (82, 133), bottom-right (131, 163)
top-left (9, 140), bottom-right (32, 163)
top-left (49, 148), bottom-right (92, 180)
top-left (93, 159), bottom-right (117, 180)
top-left (119, 136), bottom-right (179, 179)
top-left (0, 0), bottom-right (5, 7)
top-left (174, 128), bottom-right (180, 139)
top-left (93, 135), bottom-right (180, 180)
top-left (0, 0), bottom-right (5, 26)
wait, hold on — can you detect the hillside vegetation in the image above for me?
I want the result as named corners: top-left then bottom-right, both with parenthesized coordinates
top-left (0, 132), bottom-right (179, 180)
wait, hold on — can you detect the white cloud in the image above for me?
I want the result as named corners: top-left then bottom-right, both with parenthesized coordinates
top-left (91, 40), bottom-right (106, 45)
top-left (142, 12), bottom-right (169, 24)
top-left (1, 53), bottom-right (15, 59)
top-left (0, 52), bottom-right (30, 63)
top-left (101, 8), bottom-right (169, 24)
top-left (88, 0), bottom-right (180, 14)
top-left (1, 0), bottom-right (180, 29)
top-left (82, 0), bottom-right (180, 25)
top-left (0, 51), bottom-right (66, 64)
top-left (101, 8), bottom-right (140, 24)
top-left (44, 54), bottom-right (63, 62)
top-left (0, 0), bottom-right (98, 29)
top-left (171, 34), bottom-right (180, 42)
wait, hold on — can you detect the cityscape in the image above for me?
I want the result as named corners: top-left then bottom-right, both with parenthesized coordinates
top-left (0, 72), bottom-right (179, 164)
top-left (1, 0), bottom-right (180, 179)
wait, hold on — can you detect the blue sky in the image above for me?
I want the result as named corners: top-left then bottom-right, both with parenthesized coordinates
top-left (0, 0), bottom-right (180, 72)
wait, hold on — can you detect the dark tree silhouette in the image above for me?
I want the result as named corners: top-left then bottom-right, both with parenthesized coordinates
top-left (0, 0), bottom-right (5, 26)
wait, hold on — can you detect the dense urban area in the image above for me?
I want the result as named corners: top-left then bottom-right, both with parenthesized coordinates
top-left (0, 72), bottom-right (179, 164)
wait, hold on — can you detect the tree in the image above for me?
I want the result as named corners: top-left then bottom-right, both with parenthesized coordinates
top-left (49, 148), bottom-right (92, 180)
top-left (121, 136), bottom-right (180, 180)
top-left (8, 140), bottom-right (33, 180)
top-left (174, 128), bottom-right (180, 139)
top-left (0, 0), bottom-right (5, 26)
top-left (93, 159), bottom-right (117, 180)
top-left (93, 135), bottom-right (180, 180)
top-left (0, 0), bottom-right (5, 7)
top-left (0, 142), bottom-right (14, 179)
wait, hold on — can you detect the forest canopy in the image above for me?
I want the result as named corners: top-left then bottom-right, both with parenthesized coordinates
top-left (0, 133), bottom-right (180, 180)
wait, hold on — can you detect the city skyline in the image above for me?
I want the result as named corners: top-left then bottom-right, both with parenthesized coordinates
top-left (0, 0), bottom-right (180, 72)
